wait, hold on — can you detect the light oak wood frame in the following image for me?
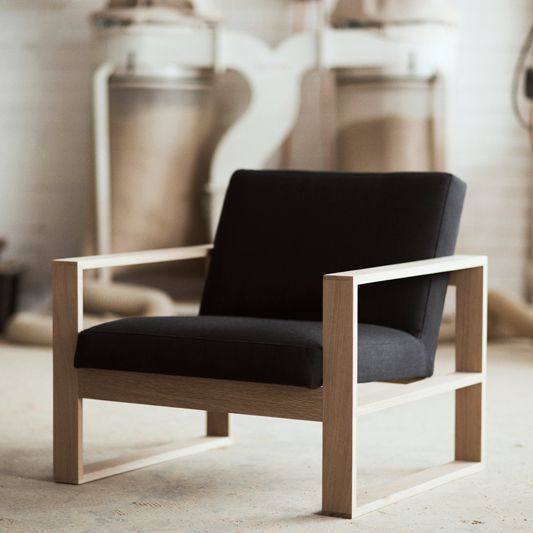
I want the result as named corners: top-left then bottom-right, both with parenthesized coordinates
top-left (322, 255), bottom-right (487, 518)
top-left (53, 244), bottom-right (232, 484)
top-left (54, 249), bottom-right (486, 519)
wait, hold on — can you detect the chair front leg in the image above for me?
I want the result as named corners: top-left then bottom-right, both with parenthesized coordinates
top-left (322, 277), bottom-right (357, 518)
top-left (53, 262), bottom-right (84, 484)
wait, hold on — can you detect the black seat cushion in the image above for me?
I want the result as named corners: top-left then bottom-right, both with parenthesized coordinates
top-left (74, 316), bottom-right (428, 389)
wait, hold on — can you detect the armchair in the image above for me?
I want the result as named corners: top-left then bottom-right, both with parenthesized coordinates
top-left (53, 170), bottom-right (486, 518)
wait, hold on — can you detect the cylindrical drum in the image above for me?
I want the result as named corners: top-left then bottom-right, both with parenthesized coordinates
top-left (335, 74), bottom-right (437, 172)
top-left (84, 70), bottom-right (216, 297)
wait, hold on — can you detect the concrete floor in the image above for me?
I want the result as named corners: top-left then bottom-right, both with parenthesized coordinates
top-left (0, 338), bottom-right (532, 532)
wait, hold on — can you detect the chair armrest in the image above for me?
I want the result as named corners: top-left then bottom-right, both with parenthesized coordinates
top-left (322, 253), bottom-right (487, 389)
top-left (54, 244), bottom-right (213, 272)
top-left (325, 255), bottom-right (487, 285)
top-left (53, 244), bottom-right (213, 338)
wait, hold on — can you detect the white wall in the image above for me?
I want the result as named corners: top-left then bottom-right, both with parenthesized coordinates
top-left (0, 0), bottom-right (101, 306)
top-left (447, 0), bottom-right (533, 297)
top-left (0, 0), bottom-right (531, 306)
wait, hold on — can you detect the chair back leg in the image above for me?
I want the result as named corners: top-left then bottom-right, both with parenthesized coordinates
top-left (207, 412), bottom-right (231, 437)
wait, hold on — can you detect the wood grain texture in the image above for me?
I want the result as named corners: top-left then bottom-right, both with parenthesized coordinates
top-left (207, 412), bottom-right (230, 437)
top-left (79, 369), bottom-right (484, 424)
top-left (326, 255), bottom-right (487, 284)
top-left (455, 384), bottom-right (483, 461)
top-left (322, 277), bottom-right (356, 518)
top-left (319, 258), bottom-right (486, 518)
top-left (54, 249), bottom-right (487, 515)
top-left (53, 261), bottom-right (83, 484)
top-left (78, 369), bottom-right (323, 422)
top-left (56, 244), bottom-right (212, 271)
top-left (358, 372), bottom-right (483, 417)
top-left (81, 437), bottom-right (232, 484)
top-left (452, 266), bottom-right (487, 463)
top-left (452, 266), bottom-right (486, 373)
top-left (354, 460), bottom-right (484, 517)
top-left (53, 244), bottom-right (215, 484)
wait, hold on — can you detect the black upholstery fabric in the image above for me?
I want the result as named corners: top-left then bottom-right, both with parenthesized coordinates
top-left (75, 317), bottom-right (426, 388)
top-left (201, 170), bottom-right (466, 376)
top-left (75, 170), bottom-right (466, 388)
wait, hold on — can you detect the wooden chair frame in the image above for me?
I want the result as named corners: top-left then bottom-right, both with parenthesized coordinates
top-left (53, 246), bottom-right (486, 519)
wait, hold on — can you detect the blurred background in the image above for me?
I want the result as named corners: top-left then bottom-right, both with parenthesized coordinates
top-left (0, 0), bottom-right (531, 341)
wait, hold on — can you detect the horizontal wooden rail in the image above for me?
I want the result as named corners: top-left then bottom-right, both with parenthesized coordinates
top-left (79, 369), bottom-right (483, 424)
top-left (354, 460), bottom-right (484, 517)
top-left (358, 372), bottom-right (483, 417)
top-left (78, 369), bottom-right (324, 422)
top-left (81, 437), bottom-right (231, 484)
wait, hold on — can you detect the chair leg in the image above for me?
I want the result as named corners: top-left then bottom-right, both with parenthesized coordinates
top-left (322, 401), bottom-right (356, 518)
top-left (53, 261), bottom-right (84, 484)
top-left (54, 395), bottom-right (83, 484)
top-left (455, 383), bottom-right (483, 462)
top-left (206, 411), bottom-right (230, 437)
top-left (322, 276), bottom-right (356, 518)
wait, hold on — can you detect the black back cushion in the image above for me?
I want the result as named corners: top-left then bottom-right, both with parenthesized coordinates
top-left (200, 170), bottom-right (466, 371)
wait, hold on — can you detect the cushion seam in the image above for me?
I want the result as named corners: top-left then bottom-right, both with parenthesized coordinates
top-left (79, 330), bottom-right (321, 351)
top-left (79, 330), bottom-right (420, 350)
